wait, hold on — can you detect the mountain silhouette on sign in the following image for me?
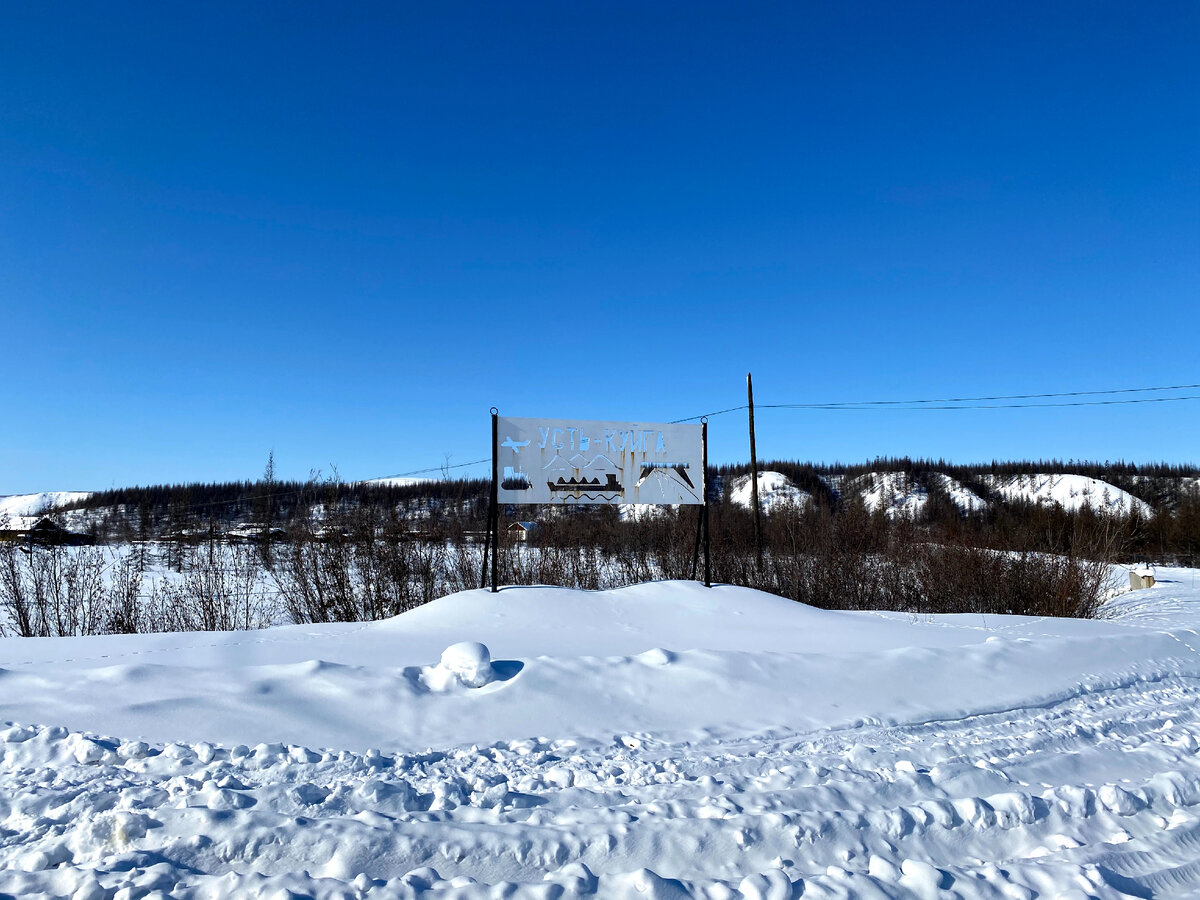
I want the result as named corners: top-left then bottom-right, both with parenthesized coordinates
top-left (543, 455), bottom-right (571, 472)
top-left (584, 454), bottom-right (619, 472)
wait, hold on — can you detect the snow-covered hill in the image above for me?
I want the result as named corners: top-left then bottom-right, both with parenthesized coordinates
top-left (982, 473), bottom-right (1153, 517)
top-left (853, 472), bottom-right (990, 518)
top-left (728, 471), bottom-right (811, 512)
top-left (0, 490), bottom-right (93, 531)
top-left (854, 471), bottom-right (926, 517)
top-left (0, 490), bottom-right (92, 519)
top-left (732, 471), bottom-right (1147, 519)
top-left (6, 574), bottom-right (1200, 897)
top-left (928, 472), bottom-right (990, 512)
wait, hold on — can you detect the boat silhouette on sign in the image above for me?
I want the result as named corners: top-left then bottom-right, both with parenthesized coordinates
top-left (548, 472), bottom-right (623, 494)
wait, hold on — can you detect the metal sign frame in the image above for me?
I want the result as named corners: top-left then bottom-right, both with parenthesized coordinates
top-left (495, 416), bottom-right (705, 506)
top-left (481, 410), bottom-right (710, 592)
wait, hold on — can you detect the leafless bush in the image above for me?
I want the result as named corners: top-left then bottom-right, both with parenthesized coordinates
top-left (172, 544), bottom-right (268, 631)
top-left (106, 551), bottom-right (146, 633)
top-left (748, 502), bottom-right (1125, 618)
top-left (444, 541), bottom-right (486, 594)
top-left (0, 532), bottom-right (35, 637)
top-left (0, 543), bottom-right (150, 637)
top-left (273, 503), bottom-right (451, 623)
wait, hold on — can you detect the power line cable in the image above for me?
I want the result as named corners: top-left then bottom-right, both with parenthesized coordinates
top-left (768, 393), bottom-right (1200, 410)
top-left (764, 383), bottom-right (1200, 409)
top-left (365, 457), bottom-right (490, 482)
top-left (670, 405), bottom-right (749, 423)
top-left (672, 382), bottom-right (1200, 421)
top-left (41, 381), bottom-right (1198, 517)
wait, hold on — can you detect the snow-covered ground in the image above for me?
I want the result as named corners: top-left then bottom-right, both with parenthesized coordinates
top-left (982, 474), bottom-right (1152, 517)
top-left (5, 572), bottom-right (1200, 897)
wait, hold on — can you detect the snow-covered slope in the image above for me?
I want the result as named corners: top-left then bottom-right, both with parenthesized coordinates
top-left (851, 472), bottom-right (987, 518)
top-left (7, 575), bottom-right (1200, 897)
top-left (728, 471), bottom-right (811, 512)
top-left (0, 491), bottom-right (93, 531)
top-left (928, 472), bottom-right (990, 512)
top-left (983, 473), bottom-right (1152, 516)
top-left (0, 490), bottom-right (91, 520)
top-left (854, 471), bottom-right (928, 518)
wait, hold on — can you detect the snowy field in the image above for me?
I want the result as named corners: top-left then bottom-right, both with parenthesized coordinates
top-left (4, 572), bottom-right (1200, 898)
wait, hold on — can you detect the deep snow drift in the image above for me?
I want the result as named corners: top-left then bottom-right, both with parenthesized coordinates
top-left (4, 574), bottom-right (1200, 898)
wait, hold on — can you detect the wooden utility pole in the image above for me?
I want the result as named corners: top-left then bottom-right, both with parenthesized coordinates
top-left (691, 418), bottom-right (712, 587)
top-left (702, 418), bottom-right (710, 587)
top-left (747, 372), bottom-right (763, 572)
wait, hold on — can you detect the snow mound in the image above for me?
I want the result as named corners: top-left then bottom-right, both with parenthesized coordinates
top-left (1, 577), bottom-right (1189, 750)
top-left (729, 471), bottom-right (811, 512)
top-left (428, 641), bottom-right (496, 689)
top-left (983, 473), bottom-right (1151, 516)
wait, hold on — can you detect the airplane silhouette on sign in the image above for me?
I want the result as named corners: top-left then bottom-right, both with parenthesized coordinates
top-left (501, 437), bottom-right (530, 453)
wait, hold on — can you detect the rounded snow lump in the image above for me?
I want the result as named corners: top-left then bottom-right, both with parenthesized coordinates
top-left (439, 642), bottom-right (495, 688)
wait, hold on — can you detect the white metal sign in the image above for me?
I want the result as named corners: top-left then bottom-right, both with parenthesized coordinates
top-left (496, 417), bottom-right (705, 505)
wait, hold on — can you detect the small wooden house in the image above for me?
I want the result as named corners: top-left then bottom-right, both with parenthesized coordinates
top-left (0, 516), bottom-right (94, 546)
top-left (507, 521), bottom-right (539, 543)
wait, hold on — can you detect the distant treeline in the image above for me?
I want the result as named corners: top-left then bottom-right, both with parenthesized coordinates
top-left (55, 459), bottom-right (1200, 531)
top-left (55, 478), bottom-right (491, 539)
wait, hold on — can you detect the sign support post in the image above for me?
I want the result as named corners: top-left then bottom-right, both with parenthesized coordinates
top-left (482, 408), bottom-right (500, 592)
top-left (490, 408), bottom-right (499, 593)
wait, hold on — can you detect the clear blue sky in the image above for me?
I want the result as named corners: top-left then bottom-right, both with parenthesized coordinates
top-left (2, 1), bottom-right (1198, 493)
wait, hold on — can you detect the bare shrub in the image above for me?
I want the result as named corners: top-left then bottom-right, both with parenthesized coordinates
top-left (173, 544), bottom-right (268, 631)
top-left (30, 546), bottom-right (106, 637)
top-left (104, 551), bottom-right (146, 634)
top-left (0, 533), bottom-right (35, 637)
top-left (444, 540), bottom-right (486, 594)
top-left (0, 543), bottom-right (144, 637)
top-left (273, 502), bottom-right (448, 624)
